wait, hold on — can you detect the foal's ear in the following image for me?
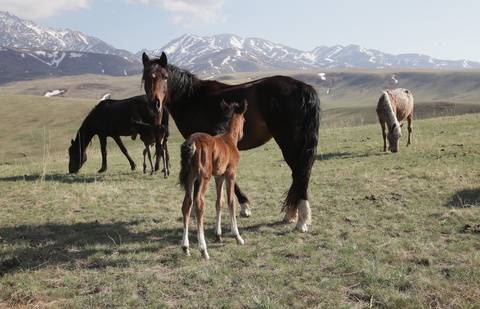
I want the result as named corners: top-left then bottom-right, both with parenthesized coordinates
top-left (71, 139), bottom-right (74, 145)
top-left (142, 52), bottom-right (150, 66)
top-left (159, 52), bottom-right (168, 67)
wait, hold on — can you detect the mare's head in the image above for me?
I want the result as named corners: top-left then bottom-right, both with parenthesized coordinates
top-left (68, 135), bottom-right (87, 173)
top-left (142, 52), bottom-right (169, 113)
top-left (221, 100), bottom-right (248, 141)
top-left (387, 123), bottom-right (401, 153)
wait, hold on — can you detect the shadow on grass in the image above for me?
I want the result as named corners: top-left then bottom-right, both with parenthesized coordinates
top-left (0, 173), bottom-right (103, 184)
top-left (0, 220), bottom-right (181, 276)
top-left (446, 188), bottom-right (480, 208)
top-left (316, 151), bottom-right (387, 161)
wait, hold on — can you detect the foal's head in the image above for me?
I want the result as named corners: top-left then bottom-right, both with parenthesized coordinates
top-left (142, 52), bottom-right (169, 113)
top-left (221, 100), bottom-right (248, 141)
top-left (387, 123), bottom-right (401, 153)
top-left (68, 136), bottom-right (87, 173)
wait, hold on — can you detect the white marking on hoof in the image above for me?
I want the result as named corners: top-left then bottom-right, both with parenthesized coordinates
top-left (236, 235), bottom-right (244, 245)
top-left (182, 247), bottom-right (190, 256)
top-left (295, 222), bottom-right (309, 233)
top-left (240, 203), bottom-right (251, 218)
top-left (296, 199), bottom-right (311, 232)
top-left (201, 250), bottom-right (210, 260)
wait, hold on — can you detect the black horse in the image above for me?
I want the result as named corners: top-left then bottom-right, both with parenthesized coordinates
top-left (68, 95), bottom-right (170, 174)
top-left (142, 52), bottom-right (320, 232)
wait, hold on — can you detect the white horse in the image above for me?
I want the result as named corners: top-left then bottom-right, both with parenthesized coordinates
top-left (376, 88), bottom-right (414, 152)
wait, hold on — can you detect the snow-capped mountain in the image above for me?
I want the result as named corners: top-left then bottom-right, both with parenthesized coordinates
top-left (143, 34), bottom-right (480, 75)
top-left (0, 11), bottom-right (134, 60)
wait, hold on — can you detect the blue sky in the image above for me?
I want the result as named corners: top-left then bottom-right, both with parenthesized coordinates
top-left (1, 0), bottom-right (479, 61)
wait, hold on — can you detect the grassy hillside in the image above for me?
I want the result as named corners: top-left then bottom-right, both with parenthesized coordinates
top-left (2, 69), bottom-right (480, 129)
top-left (0, 92), bottom-right (479, 307)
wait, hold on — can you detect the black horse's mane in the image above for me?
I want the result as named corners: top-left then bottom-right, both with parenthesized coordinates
top-left (167, 65), bottom-right (200, 103)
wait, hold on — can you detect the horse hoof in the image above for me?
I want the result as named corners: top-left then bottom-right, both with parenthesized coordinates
top-left (201, 250), bottom-right (210, 260)
top-left (182, 247), bottom-right (190, 256)
top-left (295, 223), bottom-right (308, 233)
top-left (236, 236), bottom-right (244, 245)
top-left (240, 203), bottom-right (251, 218)
top-left (98, 168), bottom-right (106, 173)
top-left (215, 235), bottom-right (223, 243)
top-left (131, 164), bottom-right (136, 171)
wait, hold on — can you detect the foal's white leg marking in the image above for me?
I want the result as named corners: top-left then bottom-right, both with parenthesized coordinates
top-left (295, 199), bottom-right (312, 233)
top-left (227, 179), bottom-right (244, 245)
top-left (240, 202), bottom-right (252, 218)
top-left (197, 225), bottom-right (209, 260)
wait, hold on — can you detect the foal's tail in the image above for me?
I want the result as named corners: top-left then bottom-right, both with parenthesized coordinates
top-left (283, 85), bottom-right (321, 212)
top-left (179, 141), bottom-right (196, 191)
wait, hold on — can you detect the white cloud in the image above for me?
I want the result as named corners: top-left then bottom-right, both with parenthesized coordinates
top-left (0, 0), bottom-right (90, 19)
top-left (130, 0), bottom-right (225, 24)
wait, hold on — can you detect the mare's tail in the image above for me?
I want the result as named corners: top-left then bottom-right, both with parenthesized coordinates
top-left (179, 141), bottom-right (196, 191)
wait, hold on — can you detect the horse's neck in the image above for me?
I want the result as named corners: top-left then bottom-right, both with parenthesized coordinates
top-left (77, 126), bottom-right (95, 149)
top-left (224, 116), bottom-right (242, 145)
top-left (384, 92), bottom-right (399, 129)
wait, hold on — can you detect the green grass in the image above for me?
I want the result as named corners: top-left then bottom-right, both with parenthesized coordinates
top-left (1, 92), bottom-right (479, 307)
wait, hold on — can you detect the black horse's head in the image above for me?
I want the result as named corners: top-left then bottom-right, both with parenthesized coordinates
top-left (142, 52), bottom-right (169, 113)
top-left (68, 137), bottom-right (87, 173)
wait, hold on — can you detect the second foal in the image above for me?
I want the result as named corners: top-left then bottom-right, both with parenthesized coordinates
top-left (179, 100), bottom-right (247, 259)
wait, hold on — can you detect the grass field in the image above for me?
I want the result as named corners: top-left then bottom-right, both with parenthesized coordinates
top-left (1, 90), bottom-right (479, 307)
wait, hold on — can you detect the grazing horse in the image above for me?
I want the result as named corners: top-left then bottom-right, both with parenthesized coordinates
top-left (179, 100), bottom-right (247, 259)
top-left (142, 52), bottom-right (320, 232)
top-left (68, 95), bottom-right (169, 174)
top-left (376, 88), bottom-right (414, 153)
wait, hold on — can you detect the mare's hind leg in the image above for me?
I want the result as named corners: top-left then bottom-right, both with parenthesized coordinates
top-left (112, 136), bottom-right (136, 171)
top-left (98, 135), bottom-right (108, 173)
top-left (406, 114), bottom-right (413, 146)
top-left (235, 184), bottom-right (252, 218)
top-left (181, 178), bottom-right (194, 256)
top-left (226, 176), bottom-right (244, 245)
top-left (214, 176), bottom-right (224, 242)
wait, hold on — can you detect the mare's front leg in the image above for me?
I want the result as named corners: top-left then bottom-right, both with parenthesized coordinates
top-left (406, 114), bottom-right (413, 146)
top-left (112, 136), bottom-right (136, 171)
top-left (146, 145), bottom-right (154, 175)
top-left (227, 177), bottom-right (244, 245)
top-left (98, 135), bottom-right (108, 173)
top-left (380, 120), bottom-right (387, 152)
top-left (234, 183), bottom-right (252, 218)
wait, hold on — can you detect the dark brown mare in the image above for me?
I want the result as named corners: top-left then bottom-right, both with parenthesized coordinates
top-left (142, 52), bottom-right (320, 232)
top-left (68, 95), bottom-right (170, 174)
top-left (179, 100), bottom-right (247, 259)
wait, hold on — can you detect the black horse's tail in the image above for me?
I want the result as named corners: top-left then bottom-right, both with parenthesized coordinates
top-left (282, 85), bottom-right (321, 212)
top-left (179, 141), bottom-right (196, 191)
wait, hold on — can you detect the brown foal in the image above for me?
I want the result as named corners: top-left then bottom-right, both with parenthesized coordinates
top-left (179, 100), bottom-right (248, 259)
